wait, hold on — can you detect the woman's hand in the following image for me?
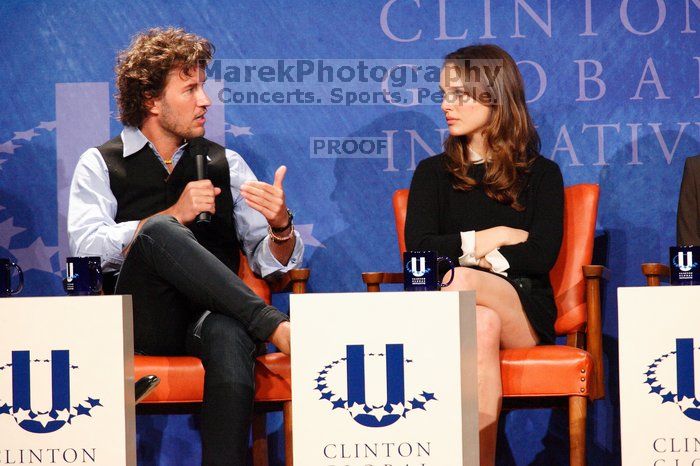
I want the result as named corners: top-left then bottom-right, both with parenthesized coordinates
top-left (477, 257), bottom-right (492, 269)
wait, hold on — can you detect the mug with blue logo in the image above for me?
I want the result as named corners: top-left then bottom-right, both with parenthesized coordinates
top-left (403, 251), bottom-right (455, 291)
top-left (0, 258), bottom-right (24, 297)
top-left (670, 246), bottom-right (699, 285)
top-left (63, 256), bottom-right (103, 295)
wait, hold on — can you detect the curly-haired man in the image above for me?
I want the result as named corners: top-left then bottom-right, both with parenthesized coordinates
top-left (67, 27), bottom-right (303, 464)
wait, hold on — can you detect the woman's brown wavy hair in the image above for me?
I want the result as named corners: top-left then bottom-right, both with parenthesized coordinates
top-left (115, 27), bottom-right (214, 127)
top-left (442, 44), bottom-right (540, 210)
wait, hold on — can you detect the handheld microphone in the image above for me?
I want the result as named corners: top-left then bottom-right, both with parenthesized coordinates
top-left (190, 138), bottom-right (211, 225)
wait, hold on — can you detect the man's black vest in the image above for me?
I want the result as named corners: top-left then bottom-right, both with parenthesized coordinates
top-left (97, 135), bottom-right (241, 276)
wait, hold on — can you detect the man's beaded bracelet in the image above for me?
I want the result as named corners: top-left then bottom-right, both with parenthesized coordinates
top-left (268, 223), bottom-right (295, 242)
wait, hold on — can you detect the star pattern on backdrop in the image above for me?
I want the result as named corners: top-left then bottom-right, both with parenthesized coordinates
top-left (0, 217), bottom-right (27, 249)
top-left (0, 119), bottom-right (56, 172)
top-left (225, 123), bottom-right (253, 137)
top-left (0, 119), bottom-right (65, 285)
top-left (2, 119), bottom-right (55, 152)
top-left (9, 237), bottom-right (59, 273)
top-left (296, 224), bottom-right (325, 248)
top-left (13, 129), bottom-right (39, 141)
top-left (313, 352), bottom-right (437, 422)
top-left (37, 121), bottom-right (56, 131)
top-left (0, 141), bottom-right (21, 155)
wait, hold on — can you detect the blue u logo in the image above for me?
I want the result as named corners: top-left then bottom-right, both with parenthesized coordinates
top-left (12, 350), bottom-right (71, 434)
top-left (346, 344), bottom-right (405, 428)
top-left (676, 339), bottom-right (700, 421)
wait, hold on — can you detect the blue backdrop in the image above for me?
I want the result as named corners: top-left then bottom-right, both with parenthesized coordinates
top-left (1, 0), bottom-right (699, 464)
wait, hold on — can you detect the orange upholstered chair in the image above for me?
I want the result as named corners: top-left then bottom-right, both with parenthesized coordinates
top-left (362, 185), bottom-right (606, 466)
top-left (134, 253), bottom-right (308, 466)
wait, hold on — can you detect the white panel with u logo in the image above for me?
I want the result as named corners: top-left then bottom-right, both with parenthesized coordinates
top-left (0, 296), bottom-right (135, 465)
top-left (291, 291), bottom-right (478, 466)
top-left (618, 286), bottom-right (700, 466)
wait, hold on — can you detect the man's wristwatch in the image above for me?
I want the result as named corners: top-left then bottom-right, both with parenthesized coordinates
top-left (271, 209), bottom-right (294, 233)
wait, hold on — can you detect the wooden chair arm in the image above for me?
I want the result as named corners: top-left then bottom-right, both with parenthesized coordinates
top-left (641, 262), bottom-right (670, 286)
top-left (582, 264), bottom-right (607, 400)
top-left (361, 272), bottom-right (403, 292)
top-left (288, 268), bottom-right (310, 294)
top-left (268, 268), bottom-right (311, 294)
top-left (582, 264), bottom-right (610, 281)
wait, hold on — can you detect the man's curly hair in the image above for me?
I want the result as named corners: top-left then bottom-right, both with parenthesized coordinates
top-left (115, 27), bottom-right (214, 127)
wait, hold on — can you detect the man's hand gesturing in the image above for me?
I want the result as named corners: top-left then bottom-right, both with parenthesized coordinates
top-left (240, 166), bottom-right (289, 228)
top-left (163, 180), bottom-right (221, 225)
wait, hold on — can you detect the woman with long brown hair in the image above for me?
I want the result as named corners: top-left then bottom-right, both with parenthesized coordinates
top-left (405, 44), bottom-right (564, 465)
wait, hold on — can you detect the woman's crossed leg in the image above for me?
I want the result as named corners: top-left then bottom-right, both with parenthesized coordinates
top-left (443, 267), bottom-right (539, 466)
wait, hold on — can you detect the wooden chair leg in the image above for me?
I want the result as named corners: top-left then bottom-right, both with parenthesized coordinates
top-left (569, 396), bottom-right (588, 466)
top-left (251, 411), bottom-right (269, 466)
top-left (283, 401), bottom-right (293, 466)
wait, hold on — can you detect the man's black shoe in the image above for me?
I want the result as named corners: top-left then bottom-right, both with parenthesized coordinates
top-left (135, 375), bottom-right (160, 404)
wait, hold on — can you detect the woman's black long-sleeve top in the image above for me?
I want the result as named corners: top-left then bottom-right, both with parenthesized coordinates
top-left (405, 153), bottom-right (564, 343)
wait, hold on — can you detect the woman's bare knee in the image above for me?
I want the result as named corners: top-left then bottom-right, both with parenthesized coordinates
top-left (476, 306), bottom-right (502, 351)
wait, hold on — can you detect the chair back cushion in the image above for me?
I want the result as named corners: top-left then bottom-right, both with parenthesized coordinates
top-left (550, 184), bottom-right (599, 334)
top-left (393, 184), bottom-right (600, 336)
top-left (393, 189), bottom-right (410, 257)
